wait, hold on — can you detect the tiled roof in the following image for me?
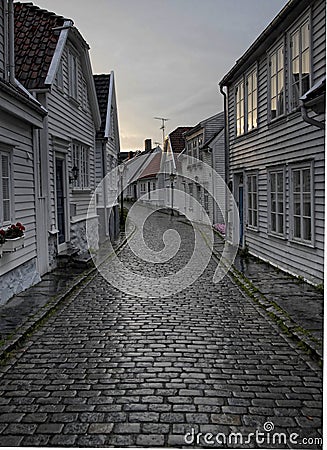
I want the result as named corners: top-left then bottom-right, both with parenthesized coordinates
top-left (165, 126), bottom-right (192, 153)
top-left (138, 153), bottom-right (162, 180)
top-left (93, 74), bottom-right (111, 134)
top-left (14, 2), bottom-right (68, 89)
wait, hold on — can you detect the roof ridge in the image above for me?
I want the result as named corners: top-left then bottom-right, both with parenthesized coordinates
top-left (14, 1), bottom-right (71, 23)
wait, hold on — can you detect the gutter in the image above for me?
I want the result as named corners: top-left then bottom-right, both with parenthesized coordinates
top-left (300, 102), bottom-right (325, 130)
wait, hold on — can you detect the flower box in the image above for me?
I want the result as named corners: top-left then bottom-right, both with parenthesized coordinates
top-left (2, 235), bottom-right (25, 253)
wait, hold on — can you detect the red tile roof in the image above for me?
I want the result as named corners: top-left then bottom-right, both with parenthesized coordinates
top-left (165, 126), bottom-right (192, 153)
top-left (14, 2), bottom-right (68, 89)
top-left (138, 153), bottom-right (162, 180)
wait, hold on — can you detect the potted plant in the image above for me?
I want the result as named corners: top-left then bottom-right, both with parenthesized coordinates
top-left (2, 222), bottom-right (25, 253)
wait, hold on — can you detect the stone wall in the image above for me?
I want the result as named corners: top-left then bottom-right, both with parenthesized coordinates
top-left (72, 217), bottom-right (99, 254)
top-left (0, 258), bottom-right (41, 305)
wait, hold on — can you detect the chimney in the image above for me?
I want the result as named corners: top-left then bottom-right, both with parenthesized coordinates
top-left (144, 139), bottom-right (152, 153)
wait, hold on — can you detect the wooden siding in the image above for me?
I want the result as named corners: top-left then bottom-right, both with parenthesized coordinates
top-left (0, 0), bottom-right (5, 79)
top-left (226, 0), bottom-right (325, 284)
top-left (46, 42), bottom-right (96, 230)
top-left (213, 130), bottom-right (225, 224)
top-left (0, 109), bottom-right (37, 276)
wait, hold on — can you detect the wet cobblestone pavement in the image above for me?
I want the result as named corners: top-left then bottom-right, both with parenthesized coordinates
top-left (0, 211), bottom-right (322, 448)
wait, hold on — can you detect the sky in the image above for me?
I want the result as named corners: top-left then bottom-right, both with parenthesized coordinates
top-left (20, 0), bottom-right (289, 151)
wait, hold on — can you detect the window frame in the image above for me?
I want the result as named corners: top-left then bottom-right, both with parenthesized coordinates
top-left (68, 49), bottom-right (79, 101)
top-left (288, 15), bottom-right (311, 111)
top-left (267, 166), bottom-right (286, 237)
top-left (235, 64), bottom-right (258, 137)
top-left (268, 41), bottom-right (286, 122)
top-left (0, 147), bottom-right (13, 227)
top-left (72, 142), bottom-right (90, 191)
top-left (246, 171), bottom-right (259, 230)
top-left (289, 161), bottom-right (314, 246)
top-left (56, 59), bottom-right (64, 92)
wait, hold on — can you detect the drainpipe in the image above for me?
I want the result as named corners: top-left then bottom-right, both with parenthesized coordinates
top-left (8, 0), bottom-right (15, 84)
top-left (300, 101), bottom-right (325, 130)
top-left (102, 140), bottom-right (109, 238)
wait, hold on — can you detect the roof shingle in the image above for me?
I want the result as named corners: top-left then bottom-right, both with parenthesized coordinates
top-left (165, 126), bottom-right (192, 153)
top-left (14, 2), bottom-right (68, 89)
top-left (93, 74), bottom-right (111, 134)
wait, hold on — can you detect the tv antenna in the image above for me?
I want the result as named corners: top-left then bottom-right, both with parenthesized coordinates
top-left (154, 117), bottom-right (169, 148)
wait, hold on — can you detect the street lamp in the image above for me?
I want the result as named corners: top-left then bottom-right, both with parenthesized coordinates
top-left (169, 173), bottom-right (176, 216)
top-left (118, 163), bottom-right (125, 227)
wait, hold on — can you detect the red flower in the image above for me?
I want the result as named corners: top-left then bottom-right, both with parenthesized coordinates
top-left (0, 229), bottom-right (5, 236)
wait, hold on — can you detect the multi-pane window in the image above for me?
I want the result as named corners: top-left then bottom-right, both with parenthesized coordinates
top-left (247, 173), bottom-right (258, 228)
top-left (247, 70), bottom-right (257, 131)
top-left (290, 20), bottom-right (310, 109)
top-left (270, 46), bottom-right (285, 119)
top-left (292, 166), bottom-right (312, 242)
top-left (269, 170), bottom-right (285, 234)
top-left (72, 143), bottom-right (89, 189)
top-left (236, 80), bottom-right (244, 136)
top-left (0, 151), bottom-right (11, 225)
top-left (68, 51), bottom-right (78, 100)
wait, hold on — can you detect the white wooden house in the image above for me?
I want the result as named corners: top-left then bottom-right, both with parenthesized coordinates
top-left (14, 2), bottom-right (101, 273)
top-left (0, 0), bottom-right (46, 303)
top-left (180, 113), bottom-right (225, 224)
top-left (94, 72), bottom-right (120, 243)
top-left (220, 0), bottom-right (325, 284)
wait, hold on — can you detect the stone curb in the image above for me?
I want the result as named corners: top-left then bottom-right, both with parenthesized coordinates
top-left (210, 234), bottom-right (322, 365)
top-left (0, 232), bottom-right (131, 364)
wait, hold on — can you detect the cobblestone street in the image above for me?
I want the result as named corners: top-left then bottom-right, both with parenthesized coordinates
top-left (0, 212), bottom-right (322, 448)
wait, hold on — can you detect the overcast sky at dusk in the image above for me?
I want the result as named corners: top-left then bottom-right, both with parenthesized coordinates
top-left (20, 0), bottom-right (288, 151)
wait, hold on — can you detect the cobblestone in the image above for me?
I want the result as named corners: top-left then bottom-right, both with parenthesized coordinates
top-left (0, 211), bottom-right (322, 446)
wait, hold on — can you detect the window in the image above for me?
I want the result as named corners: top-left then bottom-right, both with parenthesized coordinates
top-left (247, 173), bottom-right (258, 228)
top-left (269, 169), bottom-right (285, 235)
top-left (247, 70), bottom-right (257, 131)
top-left (56, 60), bottom-right (64, 91)
top-left (192, 139), bottom-right (197, 159)
top-left (72, 143), bottom-right (89, 189)
top-left (0, 151), bottom-right (11, 225)
top-left (81, 79), bottom-right (88, 110)
top-left (290, 20), bottom-right (310, 109)
top-left (291, 165), bottom-right (313, 243)
top-left (189, 183), bottom-right (193, 208)
top-left (236, 80), bottom-right (244, 136)
top-left (204, 189), bottom-right (209, 213)
top-left (68, 51), bottom-right (78, 100)
top-left (270, 46), bottom-right (285, 119)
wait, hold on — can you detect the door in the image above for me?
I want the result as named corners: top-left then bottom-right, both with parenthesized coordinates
top-left (55, 158), bottom-right (66, 249)
top-left (238, 185), bottom-right (244, 246)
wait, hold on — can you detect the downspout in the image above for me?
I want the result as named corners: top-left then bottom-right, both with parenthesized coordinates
top-left (300, 101), bottom-right (325, 130)
top-left (219, 83), bottom-right (230, 237)
top-left (8, 0), bottom-right (15, 83)
top-left (102, 139), bottom-right (109, 238)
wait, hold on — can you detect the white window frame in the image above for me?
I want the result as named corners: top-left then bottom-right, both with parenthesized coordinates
top-left (235, 79), bottom-right (245, 136)
top-left (56, 59), bottom-right (64, 91)
top-left (0, 148), bottom-right (13, 226)
top-left (289, 16), bottom-right (311, 111)
top-left (246, 68), bottom-right (258, 132)
top-left (268, 167), bottom-right (286, 237)
top-left (268, 43), bottom-right (285, 121)
top-left (246, 172), bottom-right (258, 229)
top-left (68, 50), bottom-right (79, 101)
top-left (290, 162), bottom-right (314, 246)
top-left (72, 143), bottom-right (90, 190)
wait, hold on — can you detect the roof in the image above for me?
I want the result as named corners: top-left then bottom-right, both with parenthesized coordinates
top-left (183, 111), bottom-right (225, 147)
top-left (93, 74), bottom-right (111, 133)
top-left (138, 152), bottom-right (162, 180)
top-left (220, 0), bottom-right (310, 86)
top-left (14, 2), bottom-right (69, 90)
top-left (165, 126), bottom-right (193, 153)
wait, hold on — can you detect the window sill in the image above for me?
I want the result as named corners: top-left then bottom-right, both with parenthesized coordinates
top-left (234, 128), bottom-right (259, 142)
top-left (68, 96), bottom-right (80, 107)
top-left (289, 238), bottom-right (315, 249)
top-left (267, 115), bottom-right (287, 129)
top-left (267, 231), bottom-right (287, 241)
top-left (72, 188), bottom-right (92, 194)
top-left (246, 225), bottom-right (259, 232)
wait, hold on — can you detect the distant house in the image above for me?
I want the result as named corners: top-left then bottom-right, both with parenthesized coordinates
top-left (181, 113), bottom-right (225, 223)
top-left (14, 2), bottom-right (101, 273)
top-left (220, 0), bottom-right (325, 284)
top-left (0, 0), bottom-right (46, 303)
top-left (137, 152), bottom-right (162, 205)
top-left (94, 72), bottom-right (120, 243)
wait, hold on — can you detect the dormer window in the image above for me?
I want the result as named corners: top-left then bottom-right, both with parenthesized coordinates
top-left (68, 51), bottom-right (78, 100)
